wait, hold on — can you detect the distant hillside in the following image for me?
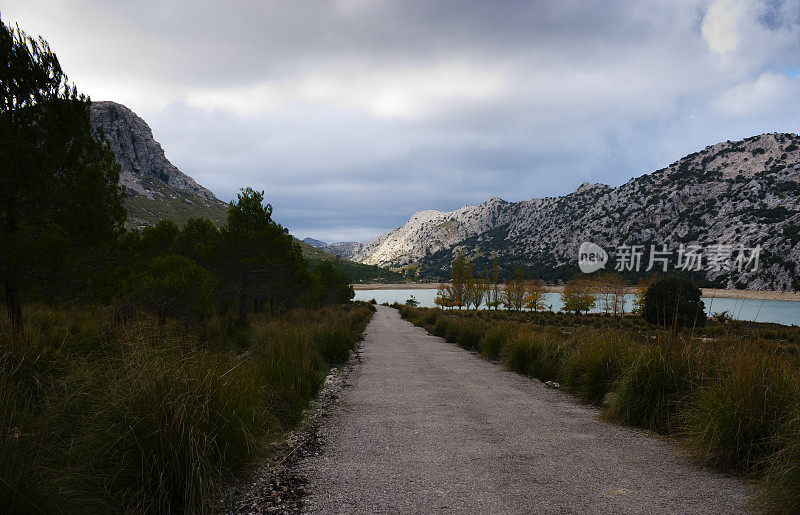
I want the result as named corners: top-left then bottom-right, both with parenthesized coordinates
top-left (297, 239), bottom-right (405, 283)
top-left (302, 237), bottom-right (328, 248)
top-left (325, 133), bottom-right (800, 290)
top-left (90, 101), bottom-right (229, 228)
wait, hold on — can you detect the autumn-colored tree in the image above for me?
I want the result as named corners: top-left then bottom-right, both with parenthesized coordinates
top-left (469, 268), bottom-right (490, 310)
top-left (523, 278), bottom-right (546, 311)
top-left (561, 276), bottom-right (598, 314)
top-left (450, 251), bottom-right (469, 309)
top-left (596, 272), bottom-right (627, 316)
top-left (487, 258), bottom-right (502, 310)
top-left (435, 281), bottom-right (454, 309)
top-left (502, 267), bottom-right (527, 311)
top-left (463, 259), bottom-right (475, 309)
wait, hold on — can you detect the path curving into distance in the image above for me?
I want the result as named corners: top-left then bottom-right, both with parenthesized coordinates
top-left (299, 306), bottom-right (749, 514)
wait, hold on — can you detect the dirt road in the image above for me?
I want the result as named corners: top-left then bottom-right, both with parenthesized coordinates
top-left (299, 306), bottom-right (749, 513)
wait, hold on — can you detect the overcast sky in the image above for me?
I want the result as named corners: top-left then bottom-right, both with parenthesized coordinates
top-left (4, 1), bottom-right (800, 242)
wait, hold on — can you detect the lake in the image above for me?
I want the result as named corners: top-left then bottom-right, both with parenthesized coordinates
top-left (353, 289), bottom-right (800, 326)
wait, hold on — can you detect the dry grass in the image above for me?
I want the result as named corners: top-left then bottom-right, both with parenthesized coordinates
top-left (0, 302), bottom-right (373, 513)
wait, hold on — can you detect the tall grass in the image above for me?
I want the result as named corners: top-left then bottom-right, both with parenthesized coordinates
top-left (0, 302), bottom-right (373, 513)
top-left (398, 305), bottom-right (800, 511)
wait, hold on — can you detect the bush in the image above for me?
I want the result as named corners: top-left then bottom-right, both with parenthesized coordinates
top-left (0, 303), bottom-right (373, 512)
top-left (603, 341), bottom-right (710, 433)
top-left (642, 276), bottom-right (706, 330)
top-left (562, 329), bottom-right (629, 405)
top-left (757, 410), bottom-right (800, 512)
top-left (684, 352), bottom-right (798, 472)
top-left (479, 322), bottom-right (514, 360)
top-left (501, 328), bottom-right (564, 382)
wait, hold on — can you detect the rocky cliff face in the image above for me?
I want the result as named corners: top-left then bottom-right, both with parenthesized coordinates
top-left (324, 133), bottom-right (800, 290)
top-left (90, 101), bottom-right (227, 227)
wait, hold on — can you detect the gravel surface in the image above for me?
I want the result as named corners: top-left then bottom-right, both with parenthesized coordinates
top-left (223, 353), bottom-right (362, 514)
top-left (299, 306), bottom-right (751, 514)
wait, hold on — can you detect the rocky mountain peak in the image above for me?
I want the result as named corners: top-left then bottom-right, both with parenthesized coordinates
top-left (90, 101), bottom-right (217, 201)
top-left (89, 101), bottom-right (228, 228)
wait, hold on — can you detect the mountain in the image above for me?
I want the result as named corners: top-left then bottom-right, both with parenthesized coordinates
top-left (91, 101), bottom-right (404, 283)
top-left (296, 239), bottom-right (405, 283)
top-left (90, 101), bottom-right (228, 228)
top-left (302, 237), bottom-right (328, 248)
top-left (324, 133), bottom-right (800, 290)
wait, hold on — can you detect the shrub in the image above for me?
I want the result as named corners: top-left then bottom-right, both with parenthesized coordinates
top-left (479, 322), bottom-right (514, 360)
top-left (455, 318), bottom-right (483, 351)
top-left (502, 331), bottom-right (536, 374)
top-left (643, 276), bottom-right (706, 330)
top-left (502, 328), bottom-right (564, 382)
top-left (684, 352), bottom-right (799, 472)
top-left (757, 410), bottom-right (800, 512)
top-left (603, 340), bottom-right (709, 432)
top-left (563, 329), bottom-right (630, 405)
top-left (0, 303), bottom-right (373, 512)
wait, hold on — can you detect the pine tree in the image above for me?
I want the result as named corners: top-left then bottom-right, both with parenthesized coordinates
top-left (219, 188), bottom-right (308, 322)
top-left (0, 17), bottom-right (126, 333)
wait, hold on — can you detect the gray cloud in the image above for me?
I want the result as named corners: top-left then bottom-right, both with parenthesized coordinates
top-left (3, 0), bottom-right (800, 241)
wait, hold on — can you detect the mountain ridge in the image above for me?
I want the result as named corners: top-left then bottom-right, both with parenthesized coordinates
top-left (323, 132), bottom-right (800, 290)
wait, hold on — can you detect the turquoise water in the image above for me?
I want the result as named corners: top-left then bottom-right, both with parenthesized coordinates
top-left (354, 289), bottom-right (800, 326)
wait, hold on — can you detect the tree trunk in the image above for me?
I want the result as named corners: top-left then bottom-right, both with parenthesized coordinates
top-left (5, 280), bottom-right (23, 336)
top-left (238, 293), bottom-right (248, 325)
top-left (4, 190), bottom-right (22, 335)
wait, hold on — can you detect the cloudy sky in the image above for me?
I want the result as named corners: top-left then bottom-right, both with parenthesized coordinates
top-left (4, 1), bottom-right (800, 242)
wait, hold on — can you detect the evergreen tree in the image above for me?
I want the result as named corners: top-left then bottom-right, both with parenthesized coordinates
top-left (314, 261), bottom-right (354, 304)
top-left (219, 188), bottom-right (309, 322)
top-left (643, 276), bottom-right (706, 330)
top-left (0, 17), bottom-right (125, 333)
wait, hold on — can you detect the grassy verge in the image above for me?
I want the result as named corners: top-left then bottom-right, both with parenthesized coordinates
top-left (398, 305), bottom-right (800, 512)
top-left (0, 302), bottom-right (374, 513)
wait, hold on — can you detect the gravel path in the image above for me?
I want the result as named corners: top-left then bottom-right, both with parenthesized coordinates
top-left (299, 306), bottom-right (750, 514)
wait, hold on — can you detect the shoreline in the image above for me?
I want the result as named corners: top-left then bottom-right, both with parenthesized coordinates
top-left (352, 283), bottom-right (800, 302)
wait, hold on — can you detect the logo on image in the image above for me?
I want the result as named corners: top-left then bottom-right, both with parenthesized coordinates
top-left (578, 241), bottom-right (608, 273)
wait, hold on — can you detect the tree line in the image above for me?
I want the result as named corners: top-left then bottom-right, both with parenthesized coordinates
top-left (0, 17), bottom-right (352, 335)
top-left (434, 251), bottom-right (658, 315)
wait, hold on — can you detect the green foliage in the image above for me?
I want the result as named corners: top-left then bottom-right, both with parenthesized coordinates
top-left (314, 260), bottom-right (355, 304)
top-left (562, 329), bottom-right (628, 405)
top-left (125, 254), bottom-right (216, 325)
top-left (603, 341), bottom-right (708, 432)
top-left (684, 352), bottom-right (798, 472)
top-left (0, 17), bottom-right (371, 513)
top-left (643, 276), bottom-right (706, 330)
top-left (757, 410), bottom-right (800, 512)
top-left (0, 303), bottom-right (373, 512)
top-left (219, 188), bottom-right (309, 321)
top-left (0, 16), bottom-right (126, 332)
